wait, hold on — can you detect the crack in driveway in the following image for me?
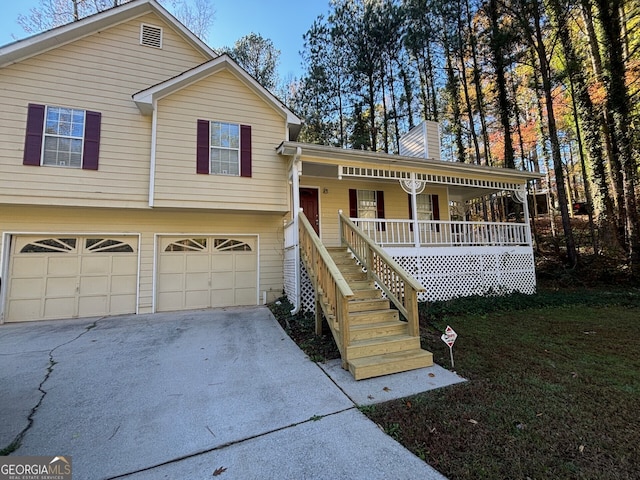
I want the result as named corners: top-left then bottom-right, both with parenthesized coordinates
top-left (1, 317), bottom-right (106, 454)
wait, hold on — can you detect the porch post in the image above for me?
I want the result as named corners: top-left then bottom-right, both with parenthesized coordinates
top-left (410, 172), bottom-right (421, 247)
top-left (521, 186), bottom-right (533, 246)
top-left (290, 147), bottom-right (303, 314)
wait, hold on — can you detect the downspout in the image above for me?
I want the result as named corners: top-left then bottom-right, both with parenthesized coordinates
top-left (290, 147), bottom-right (303, 314)
top-left (148, 99), bottom-right (158, 207)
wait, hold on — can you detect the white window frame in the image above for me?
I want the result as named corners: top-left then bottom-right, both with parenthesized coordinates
top-left (209, 121), bottom-right (240, 176)
top-left (357, 190), bottom-right (378, 218)
top-left (42, 105), bottom-right (86, 168)
top-left (416, 194), bottom-right (434, 221)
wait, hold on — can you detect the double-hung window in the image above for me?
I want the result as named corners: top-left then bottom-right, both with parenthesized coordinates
top-left (43, 106), bottom-right (85, 167)
top-left (210, 121), bottom-right (240, 175)
top-left (23, 103), bottom-right (101, 170)
top-left (415, 194), bottom-right (434, 220)
top-left (196, 120), bottom-right (252, 177)
top-left (357, 190), bottom-right (378, 218)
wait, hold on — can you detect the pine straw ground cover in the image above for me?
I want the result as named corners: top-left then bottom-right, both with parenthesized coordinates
top-left (270, 290), bottom-right (640, 479)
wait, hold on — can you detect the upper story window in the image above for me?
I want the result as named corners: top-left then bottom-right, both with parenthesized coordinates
top-left (210, 121), bottom-right (240, 175)
top-left (23, 103), bottom-right (101, 170)
top-left (196, 120), bottom-right (252, 177)
top-left (43, 106), bottom-right (85, 168)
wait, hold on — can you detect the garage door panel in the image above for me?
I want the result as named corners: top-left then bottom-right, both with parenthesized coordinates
top-left (235, 255), bottom-right (257, 271)
top-left (157, 292), bottom-right (182, 312)
top-left (111, 275), bottom-right (137, 294)
top-left (211, 290), bottom-right (233, 307)
top-left (8, 278), bottom-right (44, 299)
top-left (10, 257), bottom-right (46, 276)
top-left (47, 257), bottom-right (78, 275)
top-left (211, 255), bottom-right (233, 272)
top-left (80, 276), bottom-right (109, 295)
top-left (211, 272), bottom-right (234, 289)
top-left (46, 276), bottom-right (78, 296)
top-left (235, 288), bottom-right (256, 305)
top-left (110, 294), bottom-right (136, 314)
top-left (186, 255), bottom-right (210, 272)
top-left (185, 272), bottom-right (209, 289)
top-left (7, 300), bottom-right (41, 322)
top-left (44, 297), bottom-right (76, 319)
top-left (113, 256), bottom-right (138, 275)
top-left (78, 296), bottom-right (108, 317)
top-left (159, 256), bottom-right (185, 274)
top-left (235, 270), bottom-right (257, 287)
top-left (158, 273), bottom-right (183, 292)
top-left (81, 256), bottom-right (111, 274)
top-left (185, 291), bottom-right (210, 309)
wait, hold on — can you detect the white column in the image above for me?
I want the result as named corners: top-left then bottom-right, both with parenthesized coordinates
top-left (290, 147), bottom-right (302, 314)
top-left (410, 173), bottom-right (421, 248)
top-left (522, 187), bottom-right (533, 246)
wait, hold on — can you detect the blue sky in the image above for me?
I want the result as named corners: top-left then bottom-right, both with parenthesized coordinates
top-left (0, 0), bottom-right (330, 78)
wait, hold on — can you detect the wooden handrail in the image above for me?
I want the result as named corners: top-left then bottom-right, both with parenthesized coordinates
top-left (298, 212), bottom-right (353, 362)
top-left (339, 212), bottom-right (425, 337)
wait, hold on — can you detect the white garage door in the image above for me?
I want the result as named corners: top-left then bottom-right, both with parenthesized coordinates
top-left (5, 236), bottom-right (138, 322)
top-left (157, 236), bottom-right (257, 312)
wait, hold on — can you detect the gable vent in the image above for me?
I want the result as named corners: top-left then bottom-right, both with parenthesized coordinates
top-left (140, 24), bottom-right (163, 48)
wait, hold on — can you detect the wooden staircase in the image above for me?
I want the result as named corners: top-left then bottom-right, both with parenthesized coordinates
top-left (326, 247), bottom-right (433, 380)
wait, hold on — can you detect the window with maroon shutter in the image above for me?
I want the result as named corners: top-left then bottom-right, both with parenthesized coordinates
top-left (197, 120), bottom-right (251, 177)
top-left (349, 189), bottom-right (385, 231)
top-left (24, 104), bottom-right (101, 169)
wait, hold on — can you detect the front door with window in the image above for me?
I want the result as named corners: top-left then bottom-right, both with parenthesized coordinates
top-left (299, 188), bottom-right (320, 235)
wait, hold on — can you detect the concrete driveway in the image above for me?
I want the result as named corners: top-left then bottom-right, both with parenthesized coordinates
top-left (0, 307), bottom-right (456, 479)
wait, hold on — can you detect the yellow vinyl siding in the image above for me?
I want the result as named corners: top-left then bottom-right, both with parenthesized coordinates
top-left (0, 206), bottom-right (286, 320)
top-left (299, 177), bottom-right (449, 246)
top-left (153, 69), bottom-right (289, 212)
top-left (0, 13), bottom-right (207, 209)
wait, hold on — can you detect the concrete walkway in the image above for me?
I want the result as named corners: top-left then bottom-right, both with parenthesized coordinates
top-left (0, 307), bottom-right (463, 479)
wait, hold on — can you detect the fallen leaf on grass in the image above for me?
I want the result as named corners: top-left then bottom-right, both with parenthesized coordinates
top-left (468, 419), bottom-right (478, 425)
top-left (406, 401), bottom-right (412, 408)
top-left (429, 427), bottom-right (437, 433)
top-left (571, 372), bottom-right (579, 378)
top-left (428, 373), bottom-right (436, 378)
top-left (213, 466), bottom-right (227, 476)
top-left (579, 445), bottom-right (585, 454)
top-left (536, 412), bottom-right (543, 417)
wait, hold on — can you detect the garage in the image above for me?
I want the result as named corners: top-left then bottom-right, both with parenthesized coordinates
top-left (5, 235), bottom-right (138, 322)
top-left (156, 236), bottom-right (258, 312)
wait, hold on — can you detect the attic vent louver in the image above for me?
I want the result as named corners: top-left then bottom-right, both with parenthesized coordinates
top-left (140, 24), bottom-right (162, 48)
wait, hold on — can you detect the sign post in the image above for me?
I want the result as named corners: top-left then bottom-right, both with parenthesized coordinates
top-left (440, 325), bottom-right (458, 368)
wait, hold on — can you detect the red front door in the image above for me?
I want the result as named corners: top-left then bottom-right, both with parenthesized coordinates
top-left (300, 187), bottom-right (320, 235)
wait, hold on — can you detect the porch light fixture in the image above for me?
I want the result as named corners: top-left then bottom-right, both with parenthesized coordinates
top-left (323, 188), bottom-right (329, 194)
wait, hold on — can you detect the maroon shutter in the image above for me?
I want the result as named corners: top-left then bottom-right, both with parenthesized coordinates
top-left (23, 104), bottom-right (45, 166)
top-left (432, 194), bottom-right (440, 220)
top-left (376, 190), bottom-right (385, 231)
top-left (82, 110), bottom-right (101, 170)
top-left (408, 194), bottom-right (413, 231)
top-left (240, 124), bottom-right (251, 177)
top-left (196, 119), bottom-right (210, 174)
top-left (349, 189), bottom-right (358, 217)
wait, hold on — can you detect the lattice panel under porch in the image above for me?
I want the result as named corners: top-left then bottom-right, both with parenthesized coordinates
top-left (389, 247), bottom-right (536, 302)
top-left (283, 249), bottom-right (297, 306)
top-left (300, 262), bottom-right (316, 313)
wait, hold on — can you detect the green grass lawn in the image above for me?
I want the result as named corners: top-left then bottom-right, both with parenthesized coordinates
top-left (271, 290), bottom-right (640, 479)
top-left (364, 294), bottom-right (640, 479)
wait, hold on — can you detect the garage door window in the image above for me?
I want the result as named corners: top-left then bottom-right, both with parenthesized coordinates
top-left (214, 239), bottom-right (252, 251)
top-left (164, 238), bottom-right (208, 252)
top-left (85, 238), bottom-right (134, 252)
top-left (20, 238), bottom-right (77, 253)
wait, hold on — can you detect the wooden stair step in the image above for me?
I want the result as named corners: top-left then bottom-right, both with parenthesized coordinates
top-left (348, 309), bottom-right (399, 325)
top-left (351, 288), bottom-right (383, 300)
top-left (346, 334), bottom-right (421, 359)
top-left (349, 280), bottom-right (376, 290)
top-left (348, 298), bottom-right (390, 312)
top-left (350, 320), bottom-right (407, 340)
top-left (348, 349), bottom-right (434, 381)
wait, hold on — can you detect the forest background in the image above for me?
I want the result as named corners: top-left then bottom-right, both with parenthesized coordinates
top-left (9, 0), bottom-right (640, 280)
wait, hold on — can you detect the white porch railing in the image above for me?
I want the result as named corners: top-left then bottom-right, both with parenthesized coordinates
top-left (353, 218), bottom-right (531, 247)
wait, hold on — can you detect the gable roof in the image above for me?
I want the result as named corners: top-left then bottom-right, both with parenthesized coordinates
top-left (133, 54), bottom-right (303, 138)
top-left (0, 0), bottom-right (216, 68)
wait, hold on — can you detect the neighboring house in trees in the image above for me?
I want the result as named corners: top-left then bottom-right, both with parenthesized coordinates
top-left (0, 0), bottom-right (539, 379)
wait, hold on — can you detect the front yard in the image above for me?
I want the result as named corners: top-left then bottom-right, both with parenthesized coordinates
top-left (270, 289), bottom-right (640, 479)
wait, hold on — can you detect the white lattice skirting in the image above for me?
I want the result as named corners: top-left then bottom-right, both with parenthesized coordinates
top-left (289, 246), bottom-right (536, 313)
